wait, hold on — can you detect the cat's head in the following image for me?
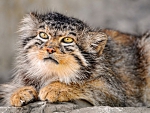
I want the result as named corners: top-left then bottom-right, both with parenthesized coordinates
top-left (17, 12), bottom-right (107, 84)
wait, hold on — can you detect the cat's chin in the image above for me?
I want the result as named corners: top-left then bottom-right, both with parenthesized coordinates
top-left (26, 56), bottom-right (81, 84)
top-left (44, 57), bottom-right (59, 64)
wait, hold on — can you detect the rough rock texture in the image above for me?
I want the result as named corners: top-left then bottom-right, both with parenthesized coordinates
top-left (71, 106), bottom-right (150, 113)
top-left (0, 102), bottom-right (77, 113)
top-left (0, 102), bottom-right (150, 113)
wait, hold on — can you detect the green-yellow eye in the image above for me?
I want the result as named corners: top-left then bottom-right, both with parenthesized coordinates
top-left (39, 32), bottom-right (49, 39)
top-left (62, 37), bottom-right (74, 43)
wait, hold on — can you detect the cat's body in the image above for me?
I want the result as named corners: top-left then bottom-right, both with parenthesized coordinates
top-left (1, 12), bottom-right (150, 107)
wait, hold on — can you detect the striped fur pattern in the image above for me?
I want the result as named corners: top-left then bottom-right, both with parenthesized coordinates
top-left (0, 12), bottom-right (150, 107)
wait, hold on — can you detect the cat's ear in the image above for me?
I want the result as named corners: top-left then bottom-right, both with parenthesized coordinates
top-left (19, 12), bottom-right (39, 35)
top-left (84, 32), bottom-right (107, 56)
top-left (29, 12), bottom-right (40, 23)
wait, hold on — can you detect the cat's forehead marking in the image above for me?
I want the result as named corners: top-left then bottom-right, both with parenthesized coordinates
top-left (38, 23), bottom-right (77, 38)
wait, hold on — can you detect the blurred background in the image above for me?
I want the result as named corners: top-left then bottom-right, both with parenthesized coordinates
top-left (0, 0), bottom-right (150, 83)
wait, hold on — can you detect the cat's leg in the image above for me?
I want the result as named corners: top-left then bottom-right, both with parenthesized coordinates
top-left (38, 81), bottom-right (97, 105)
top-left (10, 86), bottom-right (38, 107)
top-left (39, 81), bottom-right (83, 102)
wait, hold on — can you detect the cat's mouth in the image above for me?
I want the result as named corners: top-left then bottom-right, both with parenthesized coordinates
top-left (44, 56), bottom-right (59, 64)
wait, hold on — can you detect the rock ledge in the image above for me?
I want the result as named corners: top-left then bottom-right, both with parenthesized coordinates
top-left (0, 101), bottom-right (150, 113)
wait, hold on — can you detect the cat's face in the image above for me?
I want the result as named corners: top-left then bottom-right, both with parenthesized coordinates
top-left (18, 12), bottom-right (107, 84)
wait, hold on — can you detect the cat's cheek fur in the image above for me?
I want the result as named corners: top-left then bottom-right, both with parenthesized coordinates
top-left (27, 47), bottom-right (81, 84)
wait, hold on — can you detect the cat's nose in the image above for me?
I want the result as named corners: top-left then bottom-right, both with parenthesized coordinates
top-left (46, 47), bottom-right (56, 54)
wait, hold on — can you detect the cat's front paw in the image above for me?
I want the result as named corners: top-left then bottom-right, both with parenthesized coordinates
top-left (10, 86), bottom-right (38, 107)
top-left (39, 82), bottom-right (72, 103)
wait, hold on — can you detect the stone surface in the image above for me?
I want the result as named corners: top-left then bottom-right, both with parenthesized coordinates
top-left (0, 101), bottom-right (150, 113)
top-left (0, 102), bottom-right (78, 113)
top-left (70, 106), bottom-right (150, 113)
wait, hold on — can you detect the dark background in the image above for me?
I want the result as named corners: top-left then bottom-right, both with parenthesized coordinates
top-left (0, 0), bottom-right (150, 83)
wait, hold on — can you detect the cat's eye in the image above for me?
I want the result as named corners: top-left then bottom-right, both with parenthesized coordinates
top-left (62, 37), bottom-right (74, 43)
top-left (39, 32), bottom-right (49, 39)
